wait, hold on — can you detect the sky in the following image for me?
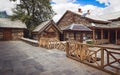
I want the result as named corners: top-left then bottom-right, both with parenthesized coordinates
top-left (0, 0), bottom-right (120, 22)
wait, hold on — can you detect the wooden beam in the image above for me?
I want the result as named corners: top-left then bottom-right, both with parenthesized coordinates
top-left (116, 30), bottom-right (118, 44)
top-left (81, 33), bottom-right (83, 43)
top-left (101, 29), bottom-right (103, 44)
top-left (66, 42), bottom-right (69, 56)
top-left (101, 48), bottom-right (104, 68)
top-left (108, 30), bottom-right (110, 43)
top-left (93, 28), bottom-right (95, 42)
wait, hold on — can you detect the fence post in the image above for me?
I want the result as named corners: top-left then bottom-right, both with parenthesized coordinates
top-left (101, 48), bottom-right (104, 69)
top-left (66, 41), bottom-right (69, 56)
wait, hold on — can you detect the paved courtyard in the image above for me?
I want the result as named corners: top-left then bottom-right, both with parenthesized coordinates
top-left (0, 41), bottom-right (110, 75)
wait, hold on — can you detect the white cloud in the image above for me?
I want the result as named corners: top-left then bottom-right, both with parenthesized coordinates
top-left (52, 0), bottom-right (120, 22)
top-left (96, 0), bottom-right (120, 13)
top-left (0, 0), bottom-right (16, 15)
top-left (51, 0), bottom-right (105, 22)
top-left (96, 0), bottom-right (110, 6)
top-left (0, 0), bottom-right (120, 22)
top-left (51, 0), bottom-right (76, 4)
top-left (52, 2), bottom-right (81, 22)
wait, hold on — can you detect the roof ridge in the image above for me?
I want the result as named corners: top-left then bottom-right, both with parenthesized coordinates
top-left (67, 10), bottom-right (110, 23)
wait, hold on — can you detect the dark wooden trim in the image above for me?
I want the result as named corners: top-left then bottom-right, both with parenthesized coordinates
top-left (3, 29), bottom-right (12, 40)
top-left (38, 20), bottom-right (62, 34)
top-left (116, 30), bottom-right (118, 44)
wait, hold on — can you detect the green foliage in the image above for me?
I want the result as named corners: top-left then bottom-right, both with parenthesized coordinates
top-left (10, 0), bottom-right (54, 36)
top-left (86, 40), bottom-right (94, 45)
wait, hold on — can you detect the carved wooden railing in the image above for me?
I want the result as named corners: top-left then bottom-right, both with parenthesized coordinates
top-left (39, 38), bottom-right (66, 51)
top-left (66, 40), bottom-right (120, 75)
top-left (94, 39), bottom-right (109, 45)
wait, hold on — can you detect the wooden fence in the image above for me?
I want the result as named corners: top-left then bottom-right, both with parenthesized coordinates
top-left (39, 38), bottom-right (120, 75)
top-left (66, 40), bottom-right (120, 75)
top-left (39, 38), bottom-right (66, 51)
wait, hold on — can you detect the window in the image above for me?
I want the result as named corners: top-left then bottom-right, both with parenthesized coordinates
top-left (103, 30), bottom-right (108, 39)
top-left (96, 30), bottom-right (101, 39)
top-left (118, 31), bottom-right (120, 39)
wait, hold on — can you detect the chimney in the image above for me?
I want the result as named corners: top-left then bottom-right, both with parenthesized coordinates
top-left (87, 10), bottom-right (90, 15)
top-left (78, 8), bottom-right (82, 13)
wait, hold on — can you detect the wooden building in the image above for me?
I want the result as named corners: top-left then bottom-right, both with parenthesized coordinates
top-left (32, 20), bottom-right (62, 40)
top-left (0, 18), bottom-right (27, 40)
top-left (57, 10), bottom-right (120, 44)
top-left (63, 23), bottom-right (92, 42)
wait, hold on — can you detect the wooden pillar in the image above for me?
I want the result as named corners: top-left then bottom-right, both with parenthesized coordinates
top-left (101, 29), bottom-right (103, 44)
top-left (93, 28), bottom-right (95, 42)
top-left (66, 42), bottom-right (69, 56)
top-left (80, 33), bottom-right (83, 43)
top-left (116, 30), bottom-right (118, 44)
top-left (63, 31), bottom-right (66, 41)
top-left (108, 30), bottom-right (110, 43)
top-left (101, 48), bottom-right (104, 68)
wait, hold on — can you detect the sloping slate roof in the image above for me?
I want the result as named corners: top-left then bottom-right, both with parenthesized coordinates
top-left (99, 11), bottom-right (120, 20)
top-left (0, 11), bottom-right (8, 18)
top-left (33, 20), bottom-right (50, 32)
top-left (87, 21), bottom-right (120, 28)
top-left (63, 23), bottom-right (92, 31)
top-left (75, 11), bottom-right (109, 22)
top-left (0, 18), bottom-right (27, 29)
top-left (33, 20), bottom-right (62, 33)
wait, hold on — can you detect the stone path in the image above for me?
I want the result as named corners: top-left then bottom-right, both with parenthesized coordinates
top-left (0, 41), bottom-right (110, 75)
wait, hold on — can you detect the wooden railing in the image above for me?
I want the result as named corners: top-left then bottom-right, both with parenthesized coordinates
top-left (117, 39), bottom-right (120, 45)
top-left (94, 39), bottom-right (109, 45)
top-left (39, 38), bottom-right (66, 51)
top-left (66, 40), bottom-right (120, 75)
top-left (39, 38), bottom-right (120, 74)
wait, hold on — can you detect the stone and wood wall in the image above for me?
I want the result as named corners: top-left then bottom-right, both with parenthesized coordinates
top-left (32, 32), bottom-right (38, 40)
top-left (57, 11), bottom-right (92, 43)
top-left (38, 25), bottom-right (60, 41)
top-left (57, 10), bottom-right (90, 29)
top-left (63, 31), bottom-right (92, 43)
top-left (92, 27), bottom-right (120, 45)
top-left (12, 29), bottom-right (24, 40)
top-left (57, 10), bottom-right (120, 45)
top-left (0, 28), bottom-right (24, 40)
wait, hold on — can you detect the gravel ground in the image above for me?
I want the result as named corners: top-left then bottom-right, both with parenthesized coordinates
top-left (0, 41), bottom-right (110, 75)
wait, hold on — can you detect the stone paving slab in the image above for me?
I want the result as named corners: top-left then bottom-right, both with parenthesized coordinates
top-left (0, 41), bottom-right (110, 75)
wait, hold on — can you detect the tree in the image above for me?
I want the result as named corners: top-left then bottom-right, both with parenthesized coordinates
top-left (10, 0), bottom-right (54, 38)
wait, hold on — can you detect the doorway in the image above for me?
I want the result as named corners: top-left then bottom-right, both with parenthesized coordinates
top-left (110, 30), bottom-right (116, 44)
top-left (3, 29), bottom-right (12, 40)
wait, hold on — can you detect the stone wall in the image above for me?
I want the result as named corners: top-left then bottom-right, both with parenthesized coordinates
top-left (0, 29), bottom-right (3, 40)
top-left (57, 11), bottom-right (90, 29)
top-left (39, 31), bottom-right (59, 40)
top-left (57, 11), bottom-right (74, 29)
top-left (12, 29), bottom-right (24, 40)
top-left (73, 14), bottom-right (90, 25)
top-left (32, 32), bottom-right (38, 40)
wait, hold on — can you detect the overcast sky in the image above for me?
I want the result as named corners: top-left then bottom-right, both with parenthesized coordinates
top-left (0, 0), bottom-right (120, 22)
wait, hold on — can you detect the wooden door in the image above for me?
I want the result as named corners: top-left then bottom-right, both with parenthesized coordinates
top-left (3, 29), bottom-right (12, 40)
